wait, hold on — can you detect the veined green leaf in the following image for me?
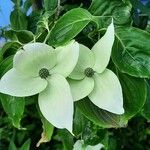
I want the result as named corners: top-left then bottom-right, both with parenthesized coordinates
top-left (5, 30), bottom-right (34, 44)
top-left (57, 130), bottom-right (74, 150)
top-left (48, 8), bottom-right (93, 47)
top-left (76, 98), bottom-right (123, 128)
top-left (0, 55), bottom-right (13, 77)
top-left (89, 0), bottom-right (131, 27)
top-left (10, 9), bottom-right (28, 30)
top-left (0, 94), bottom-right (25, 129)
top-left (44, 0), bottom-right (57, 11)
top-left (141, 81), bottom-right (150, 121)
top-left (0, 42), bottom-right (21, 62)
top-left (119, 73), bottom-right (147, 120)
top-left (73, 107), bottom-right (88, 136)
top-left (20, 139), bottom-right (31, 150)
top-left (112, 27), bottom-right (150, 78)
top-left (8, 141), bottom-right (17, 150)
top-left (23, 0), bottom-right (32, 14)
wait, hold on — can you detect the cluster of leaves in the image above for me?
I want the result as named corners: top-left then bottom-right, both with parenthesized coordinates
top-left (0, 0), bottom-right (150, 149)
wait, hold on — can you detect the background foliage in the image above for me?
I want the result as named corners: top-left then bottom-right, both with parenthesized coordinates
top-left (0, 0), bottom-right (150, 149)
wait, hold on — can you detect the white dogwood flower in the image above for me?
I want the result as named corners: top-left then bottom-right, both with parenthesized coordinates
top-left (68, 21), bottom-right (124, 114)
top-left (0, 41), bottom-right (79, 133)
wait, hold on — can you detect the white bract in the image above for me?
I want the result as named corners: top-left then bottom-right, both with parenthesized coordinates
top-left (0, 41), bottom-right (79, 133)
top-left (68, 21), bottom-right (124, 114)
top-left (73, 140), bottom-right (104, 150)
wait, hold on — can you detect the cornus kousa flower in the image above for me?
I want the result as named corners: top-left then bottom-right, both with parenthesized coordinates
top-left (0, 41), bottom-right (79, 133)
top-left (68, 21), bottom-right (124, 114)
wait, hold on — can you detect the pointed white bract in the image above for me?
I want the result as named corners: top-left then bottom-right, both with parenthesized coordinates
top-left (69, 44), bottom-right (95, 80)
top-left (68, 21), bottom-right (124, 115)
top-left (14, 43), bottom-right (56, 77)
top-left (0, 41), bottom-right (79, 133)
top-left (68, 77), bottom-right (94, 101)
top-left (38, 74), bottom-right (73, 133)
top-left (50, 41), bottom-right (79, 77)
top-left (89, 70), bottom-right (124, 114)
top-left (92, 21), bottom-right (115, 73)
top-left (0, 68), bottom-right (47, 97)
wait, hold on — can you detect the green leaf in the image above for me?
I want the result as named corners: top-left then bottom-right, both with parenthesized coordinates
top-left (0, 94), bottom-right (25, 129)
top-left (36, 116), bottom-right (54, 147)
top-left (48, 8), bottom-right (93, 47)
top-left (0, 42), bottom-right (21, 62)
top-left (20, 139), bottom-right (31, 150)
top-left (37, 11), bottom-right (56, 31)
top-left (23, 0), bottom-right (32, 13)
top-left (73, 107), bottom-right (88, 136)
top-left (28, 10), bottom-right (42, 33)
top-left (0, 55), bottom-right (13, 77)
top-left (10, 9), bottom-right (28, 30)
top-left (119, 73), bottom-right (147, 120)
top-left (57, 130), bottom-right (74, 150)
top-left (5, 30), bottom-right (34, 44)
top-left (9, 141), bottom-right (17, 150)
top-left (89, 0), bottom-right (131, 26)
top-left (112, 27), bottom-right (150, 78)
top-left (141, 81), bottom-right (150, 120)
top-left (82, 123), bottom-right (106, 146)
top-left (76, 98), bottom-right (123, 128)
top-left (44, 0), bottom-right (57, 11)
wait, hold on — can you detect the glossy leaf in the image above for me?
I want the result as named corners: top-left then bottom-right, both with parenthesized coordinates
top-left (140, 81), bottom-right (150, 120)
top-left (23, 0), bottom-right (32, 13)
top-left (0, 94), bottom-right (25, 129)
top-left (5, 30), bottom-right (34, 44)
top-left (44, 0), bottom-right (57, 11)
top-left (76, 98), bottom-right (124, 128)
top-left (8, 141), bottom-right (17, 150)
top-left (20, 139), bottom-right (31, 150)
top-left (48, 8), bottom-right (93, 46)
top-left (119, 73), bottom-right (147, 120)
top-left (73, 107), bottom-right (88, 136)
top-left (0, 55), bottom-right (13, 77)
top-left (0, 42), bottom-right (21, 62)
top-left (89, 0), bottom-right (131, 26)
top-left (10, 9), bottom-right (28, 30)
top-left (57, 130), bottom-right (74, 150)
top-left (112, 27), bottom-right (150, 78)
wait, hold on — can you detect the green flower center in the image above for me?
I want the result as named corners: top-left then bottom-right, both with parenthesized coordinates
top-left (39, 68), bottom-right (50, 79)
top-left (84, 67), bottom-right (95, 77)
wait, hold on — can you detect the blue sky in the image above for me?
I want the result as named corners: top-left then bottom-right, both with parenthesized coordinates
top-left (0, 0), bottom-right (13, 27)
